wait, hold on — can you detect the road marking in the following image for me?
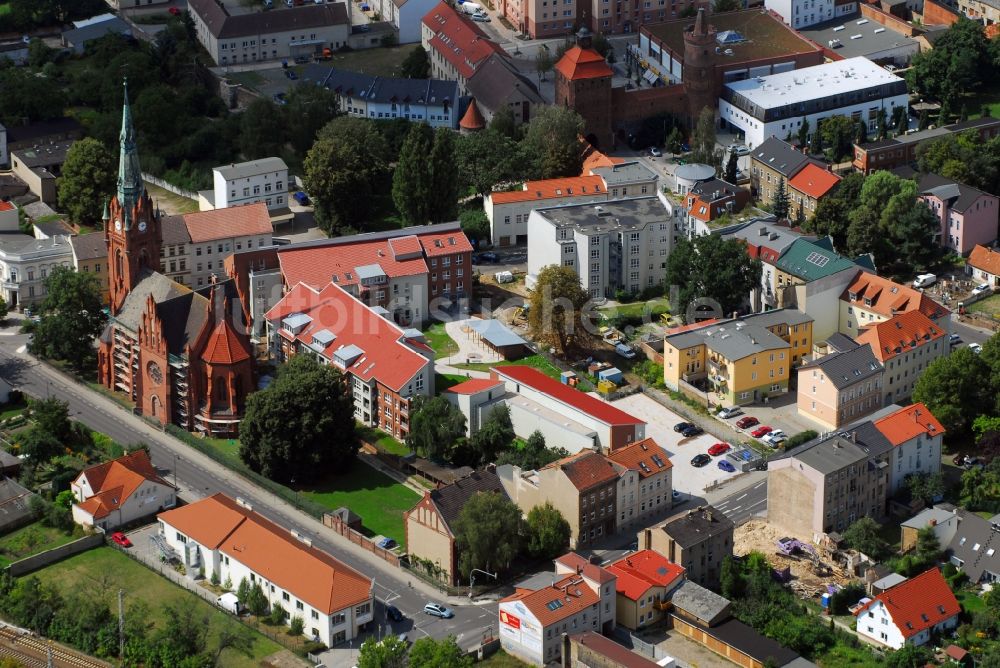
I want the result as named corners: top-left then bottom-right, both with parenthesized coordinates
top-left (736, 494), bottom-right (747, 501)
top-left (730, 505), bottom-right (742, 511)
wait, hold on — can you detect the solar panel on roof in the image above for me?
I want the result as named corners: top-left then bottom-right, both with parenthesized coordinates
top-left (805, 251), bottom-right (831, 267)
top-left (546, 599), bottom-right (564, 611)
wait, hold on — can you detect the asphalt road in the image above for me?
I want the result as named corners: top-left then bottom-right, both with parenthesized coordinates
top-left (950, 315), bottom-right (994, 348)
top-left (0, 322), bottom-right (495, 652)
top-left (712, 478), bottom-right (768, 526)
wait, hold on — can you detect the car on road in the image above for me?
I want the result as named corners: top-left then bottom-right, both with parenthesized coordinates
top-left (475, 252), bottom-right (498, 264)
top-left (707, 442), bottom-right (731, 456)
top-left (949, 333), bottom-right (962, 346)
top-left (672, 489), bottom-right (681, 501)
top-left (718, 460), bottom-right (736, 472)
top-left (728, 144), bottom-right (750, 156)
top-left (472, 13), bottom-right (491, 21)
top-left (673, 422), bottom-right (693, 433)
top-left (649, 147), bottom-right (662, 157)
top-left (110, 532), bottom-right (132, 548)
top-left (690, 453), bottom-right (711, 468)
top-left (750, 425), bottom-right (773, 438)
top-left (386, 605), bottom-right (404, 622)
top-left (423, 603), bottom-right (454, 618)
top-left (680, 425), bottom-right (703, 438)
top-left (717, 406), bottom-right (741, 419)
top-left (912, 273), bottom-right (937, 288)
top-left (736, 416), bottom-right (759, 430)
top-left (970, 342), bottom-right (983, 354)
top-left (285, 69), bottom-right (298, 80)
top-left (972, 283), bottom-right (991, 297)
top-left (376, 537), bottom-right (397, 550)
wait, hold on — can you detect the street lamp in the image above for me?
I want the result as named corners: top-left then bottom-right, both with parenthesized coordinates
top-left (469, 568), bottom-right (497, 598)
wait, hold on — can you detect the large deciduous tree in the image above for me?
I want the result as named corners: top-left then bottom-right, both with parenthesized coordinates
top-left (471, 403), bottom-right (515, 465)
top-left (57, 138), bottom-right (116, 228)
top-left (520, 106), bottom-right (585, 179)
top-left (453, 491), bottom-right (524, 578)
top-left (357, 635), bottom-right (408, 668)
top-left (239, 355), bottom-right (358, 483)
top-left (284, 84), bottom-right (341, 155)
top-left (239, 98), bottom-right (287, 160)
top-left (400, 45), bottom-right (431, 79)
top-left (820, 115), bottom-right (856, 161)
top-left (27, 267), bottom-right (106, 372)
top-left (906, 17), bottom-right (998, 101)
top-left (913, 347), bottom-right (994, 436)
top-left (528, 264), bottom-right (590, 355)
top-left (526, 502), bottom-right (571, 559)
top-left (841, 517), bottom-right (890, 560)
top-left (405, 395), bottom-right (467, 462)
top-left (456, 129), bottom-right (519, 197)
top-left (408, 636), bottom-right (473, 668)
top-left (666, 233), bottom-right (762, 321)
top-left (392, 123), bottom-right (434, 225)
top-left (803, 171), bottom-right (864, 252)
top-left (690, 107), bottom-right (721, 170)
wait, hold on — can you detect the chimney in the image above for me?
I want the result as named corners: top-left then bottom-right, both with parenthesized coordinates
top-left (705, 508), bottom-right (713, 521)
top-left (930, 519), bottom-right (937, 526)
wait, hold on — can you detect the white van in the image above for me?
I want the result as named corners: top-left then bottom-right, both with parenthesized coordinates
top-left (495, 271), bottom-right (514, 284)
top-left (912, 273), bottom-right (937, 288)
top-left (217, 593), bottom-right (240, 615)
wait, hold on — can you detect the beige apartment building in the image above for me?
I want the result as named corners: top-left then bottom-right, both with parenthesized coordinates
top-left (855, 310), bottom-right (948, 405)
top-left (638, 505), bottom-right (734, 590)
top-left (797, 337), bottom-right (884, 431)
top-left (607, 438), bottom-right (673, 532)
top-left (839, 271), bottom-right (950, 338)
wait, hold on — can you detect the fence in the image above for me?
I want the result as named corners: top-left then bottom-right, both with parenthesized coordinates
top-left (7, 534), bottom-right (104, 576)
top-left (140, 172), bottom-right (198, 200)
top-left (322, 513), bottom-right (401, 568)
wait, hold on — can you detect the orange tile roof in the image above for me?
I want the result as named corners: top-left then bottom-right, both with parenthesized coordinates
top-left (606, 550), bottom-right (685, 601)
top-left (544, 450), bottom-right (619, 491)
top-left (422, 2), bottom-right (504, 80)
top-left (841, 271), bottom-right (949, 321)
top-left (873, 403), bottom-right (945, 446)
top-left (182, 202), bottom-right (272, 244)
top-left (279, 238), bottom-right (428, 290)
top-left (0, 201), bottom-right (15, 212)
top-left (787, 162), bottom-right (840, 200)
top-left (554, 45), bottom-right (613, 81)
top-left (606, 438), bottom-right (673, 477)
top-left (158, 494), bottom-right (372, 615)
top-left (459, 98), bottom-right (486, 130)
top-left (855, 310), bottom-right (946, 363)
top-left (581, 142), bottom-right (624, 173)
top-left (555, 552), bottom-right (617, 584)
top-left (969, 244), bottom-right (1000, 277)
top-left (854, 568), bottom-right (959, 639)
top-left (419, 229), bottom-right (474, 257)
top-left (74, 450), bottom-right (173, 520)
top-left (201, 319), bottom-right (252, 365)
top-left (501, 573), bottom-right (601, 626)
top-left (664, 319), bottom-right (720, 336)
top-left (445, 378), bottom-right (503, 395)
top-left (490, 176), bottom-right (606, 205)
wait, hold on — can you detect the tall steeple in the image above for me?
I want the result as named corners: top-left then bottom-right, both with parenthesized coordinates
top-left (117, 79), bottom-right (144, 229)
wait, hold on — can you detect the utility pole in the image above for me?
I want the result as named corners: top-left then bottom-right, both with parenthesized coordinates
top-left (47, 641), bottom-right (53, 668)
top-left (118, 588), bottom-right (125, 659)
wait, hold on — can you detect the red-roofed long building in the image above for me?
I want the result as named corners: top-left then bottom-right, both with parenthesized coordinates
top-left (421, 2), bottom-right (505, 89)
top-left (854, 568), bottom-right (960, 649)
top-left (265, 281), bottom-right (434, 440)
top-left (275, 222), bottom-right (472, 328)
top-left (71, 450), bottom-right (176, 530)
top-left (159, 493), bottom-right (374, 648)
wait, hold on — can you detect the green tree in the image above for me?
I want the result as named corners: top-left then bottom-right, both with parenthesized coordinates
top-left (937, 97), bottom-right (952, 127)
top-left (304, 117), bottom-right (390, 234)
top-left (245, 582), bottom-right (268, 617)
top-left (358, 635), bottom-right (408, 668)
top-left (906, 17), bottom-right (991, 101)
top-left (17, 429), bottom-right (63, 466)
top-left (913, 347), bottom-right (993, 435)
top-left (400, 45), bottom-right (431, 79)
top-left (915, 525), bottom-right (941, 562)
top-left (496, 431), bottom-right (568, 470)
top-left (855, 118), bottom-right (869, 145)
top-left (690, 107), bottom-right (721, 169)
top-left (27, 267), bottom-right (106, 372)
top-left (526, 502), bottom-right (571, 559)
top-left (918, 108), bottom-right (930, 130)
top-left (453, 492), bottom-right (524, 577)
top-left (489, 106), bottom-right (519, 140)
top-left (535, 48), bottom-right (553, 82)
top-left (809, 118), bottom-right (823, 154)
top-left (521, 106), bottom-right (585, 179)
top-left (472, 403), bottom-right (515, 465)
top-left (772, 177), bottom-right (789, 220)
top-left (528, 264), bottom-right (590, 354)
top-left (797, 117), bottom-right (809, 147)
top-left (876, 108), bottom-right (888, 140)
top-left (239, 98), bottom-right (286, 160)
top-left (724, 150), bottom-right (738, 183)
top-left (884, 644), bottom-right (933, 668)
top-left (842, 517), bottom-right (890, 559)
top-left (895, 107), bottom-right (909, 136)
top-left (284, 84), bottom-right (341, 154)
top-left (458, 208), bottom-right (490, 245)
top-left (239, 355), bottom-right (358, 483)
top-left (428, 128), bottom-right (459, 223)
top-left (0, 297), bottom-right (8, 322)
top-left (713, 0), bottom-right (742, 10)
top-left (666, 126), bottom-right (684, 154)
top-left (392, 123), bottom-right (434, 225)
top-left (666, 233), bottom-right (762, 320)
top-left (820, 115), bottom-right (855, 161)
top-left (405, 395), bottom-right (467, 462)
top-left (57, 138), bottom-right (116, 228)
top-left (905, 472), bottom-right (945, 505)
top-left (457, 129), bottom-right (518, 197)
top-left (408, 636), bottom-right (473, 668)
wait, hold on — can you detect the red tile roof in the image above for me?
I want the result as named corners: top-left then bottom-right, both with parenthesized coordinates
top-left (544, 451), bottom-right (619, 491)
top-left (201, 319), bottom-right (252, 365)
top-left (501, 573), bottom-right (601, 627)
top-left (855, 310), bottom-right (946, 363)
top-left (0, 201), bottom-right (15, 212)
top-left (854, 568), bottom-right (959, 639)
top-left (606, 550), bottom-right (685, 601)
top-left (490, 175), bottom-right (605, 205)
top-left (606, 438), bottom-right (673, 476)
top-left (459, 98), bottom-right (486, 130)
top-left (841, 271), bottom-right (949, 321)
top-left (422, 2), bottom-right (504, 80)
top-left (969, 244), bottom-right (1000, 277)
top-left (581, 142), bottom-right (624, 173)
top-left (74, 450), bottom-right (173, 520)
top-left (665, 318), bottom-right (720, 335)
top-left (788, 162), bottom-right (840, 200)
top-left (554, 45), bottom-right (613, 81)
top-left (279, 238), bottom-right (427, 290)
top-left (555, 552), bottom-right (617, 584)
top-left (418, 229), bottom-right (474, 257)
top-left (265, 282), bottom-right (430, 391)
top-left (181, 202), bottom-right (272, 244)
top-left (158, 494), bottom-right (372, 615)
top-left (873, 403), bottom-right (945, 446)
top-left (493, 365), bottom-right (644, 427)
top-left (445, 378), bottom-right (503, 395)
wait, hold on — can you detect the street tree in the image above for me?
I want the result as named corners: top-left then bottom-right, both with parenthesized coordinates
top-left (357, 635), bottom-right (408, 668)
top-left (666, 233), bottom-right (762, 320)
top-left (453, 491), bottom-right (525, 577)
top-left (471, 403), bottom-right (515, 465)
top-left (521, 106), bottom-right (585, 179)
top-left (57, 138), bottom-right (116, 228)
top-left (28, 267), bottom-right (106, 372)
top-left (405, 395), bottom-right (467, 462)
top-left (428, 128), bottom-right (459, 223)
top-left (392, 123), bottom-right (434, 225)
top-left (409, 636), bottom-right (473, 668)
top-left (459, 208), bottom-right (491, 245)
top-left (526, 502), bottom-right (571, 559)
top-left (535, 48), bottom-right (553, 82)
top-left (528, 264), bottom-right (590, 355)
top-left (400, 45), bottom-right (431, 79)
top-left (456, 129), bottom-right (519, 197)
top-left (239, 355), bottom-right (358, 483)
top-left (690, 107), bottom-right (721, 169)
top-left (913, 347), bottom-right (994, 435)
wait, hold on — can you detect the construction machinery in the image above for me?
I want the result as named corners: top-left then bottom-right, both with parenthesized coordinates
top-left (777, 537), bottom-right (818, 559)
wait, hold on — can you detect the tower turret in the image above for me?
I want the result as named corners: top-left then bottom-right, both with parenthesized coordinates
top-left (683, 8), bottom-right (717, 126)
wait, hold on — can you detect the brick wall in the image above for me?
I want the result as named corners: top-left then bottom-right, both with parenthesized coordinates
top-left (921, 0), bottom-right (960, 25)
top-left (859, 3), bottom-right (920, 35)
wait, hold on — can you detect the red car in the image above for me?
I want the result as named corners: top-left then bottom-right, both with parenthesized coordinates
top-left (751, 426), bottom-right (773, 439)
top-left (707, 442), bottom-right (731, 456)
top-left (168, 6), bottom-right (181, 15)
top-left (110, 532), bottom-right (132, 548)
top-left (736, 416), bottom-right (759, 430)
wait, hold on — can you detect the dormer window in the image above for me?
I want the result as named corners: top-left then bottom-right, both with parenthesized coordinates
top-left (848, 291), bottom-right (858, 301)
top-left (864, 298), bottom-right (872, 306)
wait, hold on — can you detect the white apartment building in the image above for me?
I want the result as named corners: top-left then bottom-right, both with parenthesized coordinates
top-left (855, 311), bottom-right (947, 405)
top-left (203, 158), bottom-right (289, 212)
top-left (361, 0), bottom-right (439, 43)
top-left (159, 494), bottom-right (374, 648)
top-left (526, 197), bottom-right (673, 299)
top-left (872, 403), bottom-right (945, 495)
top-left (766, 0), bottom-right (835, 28)
top-left (719, 57), bottom-right (909, 149)
top-left (0, 233), bottom-right (74, 309)
top-left (607, 438), bottom-right (674, 532)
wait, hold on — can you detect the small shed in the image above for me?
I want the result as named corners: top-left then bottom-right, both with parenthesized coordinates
top-left (561, 370), bottom-right (579, 387)
top-left (329, 507), bottom-right (363, 531)
top-left (597, 367), bottom-right (623, 385)
top-left (467, 319), bottom-right (529, 360)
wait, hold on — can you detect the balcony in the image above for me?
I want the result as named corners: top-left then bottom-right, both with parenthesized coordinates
top-left (708, 358), bottom-right (728, 378)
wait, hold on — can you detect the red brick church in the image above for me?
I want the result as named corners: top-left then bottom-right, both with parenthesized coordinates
top-left (97, 83), bottom-right (253, 437)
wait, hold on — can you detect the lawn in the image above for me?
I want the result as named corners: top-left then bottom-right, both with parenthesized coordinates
top-left (0, 522), bottom-right (79, 569)
top-left (321, 44), bottom-right (420, 78)
top-left (423, 321), bottom-right (459, 358)
top-left (142, 181), bottom-right (200, 215)
top-left (226, 71), bottom-right (266, 88)
top-left (300, 462), bottom-right (419, 547)
top-left (0, 398), bottom-right (27, 421)
top-left (435, 372), bottom-right (468, 394)
top-left (480, 651), bottom-right (532, 668)
top-left (968, 293), bottom-right (1000, 318)
top-left (957, 589), bottom-right (986, 614)
top-left (357, 424), bottom-right (409, 456)
top-left (970, 84), bottom-right (1000, 120)
top-left (201, 436), bottom-right (243, 468)
top-left (599, 300), bottom-right (670, 321)
top-left (32, 547), bottom-right (282, 668)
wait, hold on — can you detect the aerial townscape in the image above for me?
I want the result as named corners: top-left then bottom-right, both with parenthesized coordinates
top-left (2, 0), bottom-right (1000, 667)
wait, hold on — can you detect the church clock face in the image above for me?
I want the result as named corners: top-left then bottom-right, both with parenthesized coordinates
top-left (139, 220), bottom-right (147, 232)
top-left (147, 361), bottom-right (163, 385)
top-left (115, 218), bottom-right (122, 232)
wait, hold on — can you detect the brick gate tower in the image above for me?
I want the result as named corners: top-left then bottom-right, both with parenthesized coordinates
top-left (683, 8), bottom-right (717, 126)
top-left (554, 27), bottom-right (615, 149)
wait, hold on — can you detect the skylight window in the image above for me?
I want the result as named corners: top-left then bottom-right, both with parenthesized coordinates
top-left (805, 251), bottom-right (831, 267)
top-left (546, 599), bottom-right (564, 611)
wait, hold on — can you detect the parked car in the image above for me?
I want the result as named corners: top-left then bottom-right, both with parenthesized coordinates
top-left (649, 147), bottom-right (663, 157)
top-left (168, 6), bottom-right (182, 14)
top-left (475, 252), bottom-right (499, 264)
top-left (750, 425), bottom-right (773, 438)
top-left (681, 425), bottom-right (703, 438)
top-left (728, 144), bottom-right (750, 156)
top-left (673, 422), bottom-right (694, 433)
top-left (615, 343), bottom-right (636, 360)
top-left (110, 532), bottom-right (132, 548)
top-left (762, 430), bottom-right (787, 446)
top-left (707, 442), bottom-right (731, 456)
top-left (285, 69), bottom-right (298, 80)
top-left (690, 453), bottom-right (711, 468)
top-left (972, 283), bottom-right (991, 297)
top-left (376, 537), bottom-right (397, 550)
top-left (718, 460), bottom-right (736, 473)
top-left (717, 406), bottom-right (741, 419)
top-left (970, 342), bottom-right (983, 354)
top-left (736, 416), bottom-right (759, 430)
top-left (965, 457), bottom-right (985, 470)
top-left (423, 603), bottom-right (454, 618)
top-left (472, 13), bottom-right (491, 21)
top-left (293, 191), bottom-right (310, 206)
top-left (952, 454), bottom-right (968, 467)
top-left (386, 605), bottom-right (404, 622)
top-left (672, 489), bottom-right (681, 501)
top-left (949, 333), bottom-right (962, 346)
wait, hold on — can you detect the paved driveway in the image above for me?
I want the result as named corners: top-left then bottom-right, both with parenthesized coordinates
top-left (609, 393), bottom-right (741, 494)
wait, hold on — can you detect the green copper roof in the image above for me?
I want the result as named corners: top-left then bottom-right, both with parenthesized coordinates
top-left (775, 238), bottom-right (861, 281)
top-left (116, 79), bottom-right (143, 228)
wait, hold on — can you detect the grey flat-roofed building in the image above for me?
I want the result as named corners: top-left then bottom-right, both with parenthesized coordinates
top-left (590, 161), bottom-right (658, 187)
top-left (669, 580), bottom-right (731, 626)
top-left (798, 13), bottom-right (919, 65)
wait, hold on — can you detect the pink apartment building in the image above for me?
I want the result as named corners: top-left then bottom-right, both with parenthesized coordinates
top-left (916, 173), bottom-right (999, 256)
top-left (797, 336), bottom-right (884, 431)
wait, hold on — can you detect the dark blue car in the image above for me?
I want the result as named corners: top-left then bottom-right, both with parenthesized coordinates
top-left (718, 460), bottom-right (736, 473)
top-left (293, 191), bottom-right (310, 206)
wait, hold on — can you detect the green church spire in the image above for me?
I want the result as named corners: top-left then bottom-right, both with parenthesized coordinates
top-left (116, 78), bottom-right (143, 228)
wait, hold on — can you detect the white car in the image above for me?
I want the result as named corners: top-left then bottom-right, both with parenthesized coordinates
top-left (969, 342), bottom-right (983, 354)
top-left (649, 147), bottom-right (663, 157)
top-left (912, 273), bottom-right (937, 289)
top-left (728, 144), bottom-right (750, 156)
top-left (615, 343), bottom-right (636, 359)
top-left (972, 283), bottom-right (991, 297)
top-left (762, 430), bottom-right (787, 446)
top-left (717, 406), bottom-right (741, 419)
top-left (472, 13), bottom-right (490, 21)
